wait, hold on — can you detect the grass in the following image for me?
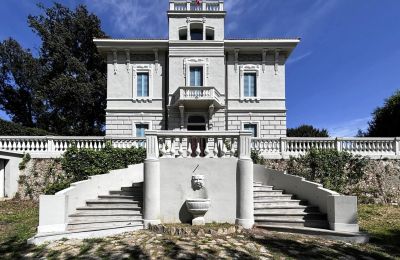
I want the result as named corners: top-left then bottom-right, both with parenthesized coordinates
top-left (0, 200), bottom-right (399, 259)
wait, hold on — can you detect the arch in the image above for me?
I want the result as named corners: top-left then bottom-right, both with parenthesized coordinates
top-left (205, 27), bottom-right (215, 40)
top-left (190, 23), bottom-right (203, 40)
top-left (179, 26), bottom-right (187, 40)
top-left (188, 115), bottom-right (206, 124)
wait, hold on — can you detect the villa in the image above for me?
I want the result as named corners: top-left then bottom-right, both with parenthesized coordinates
top-left (4, 0), bottom-right (399, 244)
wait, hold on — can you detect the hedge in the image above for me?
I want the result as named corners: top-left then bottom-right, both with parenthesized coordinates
top-left (0, 119), bottom-right (53, 136)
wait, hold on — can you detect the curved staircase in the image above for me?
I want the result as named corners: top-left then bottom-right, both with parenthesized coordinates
top-left (253, 182), bottom-right (328, 229)
top-left (67, 182), bottom-right (144, 231)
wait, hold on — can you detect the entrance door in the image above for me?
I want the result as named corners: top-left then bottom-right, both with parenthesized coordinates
top-left (187, 115), bottom-right (207, 156)
top-left (0, 160), bottom-right (5, 198)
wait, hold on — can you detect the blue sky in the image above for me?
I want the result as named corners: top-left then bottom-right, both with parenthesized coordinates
top-left (1, 0), bottom-right (400, 136)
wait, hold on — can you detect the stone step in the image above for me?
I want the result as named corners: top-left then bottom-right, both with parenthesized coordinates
top-left (254, 212), bottom-right (326, 221)
top-left (254, 200), bottom-right (306, 207)
top-left (253, 190), bottom-right (284, 196)
top-left (67, 221), bottom-right (143, 231)
top-left (68, 215), bottom-right (143, 222)
top-left (70, 212), bottom-right (143, 217)
top-left (98, 195), bottom-right (138, 200)
top-left (76, 206), bottom-right (142, 211)
top-left (253, 186), bottom-right (274, 191)
top-left (109, 190), bottom-right (142, 196)
top-left (86, 200), bottom-right (141, 205)
top-left (254, 218), bottom-right (329, 229)
top-left (121, 187), bottom-right (143, 192)
top-left (253, 182), bottom-right (264, 186)
top-left (254, 206), bottom-right (320, 214)
top-left (253, 195), bottom-right (294, 201)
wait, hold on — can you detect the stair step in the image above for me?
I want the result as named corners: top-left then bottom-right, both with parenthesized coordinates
top-left (254, 191), bottom-right (284, 196)
top-left (70, 212), bottom-right (143, 217)
top-left (254, 195), bottom-right (294, 201)
top-left (254, 213), bottom-right (326, 220)
top-left (76, 206), bottom-right (142, 210)
top-left (98, 195), bottom-right (138, 200)
top-left (86, 200), bottom-right (141, 205)
top-left (67, 221), bottom-right (143, 231)
top-left (253, 186), bottom-right (274, 191)
top-left (121, 187), bottom-right (143, 192)
top-left (254, 200), bottom-right (306, 207)
top-left (109, 191), bottom-right (142, 196)
top-left (69, 215), bottom-right (143, 222)
top-left (255, 219), bottom-right (329, 229)
top-left (254, 206), bottom-right (319, 214)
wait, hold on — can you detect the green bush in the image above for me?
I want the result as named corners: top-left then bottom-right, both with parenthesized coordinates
top-left (251, 150), bottom-right (266, 165)
top-left (0, 119), bottom-right (54, 136)
top-left (60, 144), bottom-right (146, 185)
top-left (287, 149), bottom-right (368, 193)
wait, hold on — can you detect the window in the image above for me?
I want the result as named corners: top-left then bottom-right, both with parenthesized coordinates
top-left (244, 73), bottom-right (256, 97)
top-left (206, 28), bottom-right (214, 40)
top-left (190, 67), bottom-right (203, 86)
top-left (137, 73), bottom-right (149, 97)
top-left (135, 123), bottom-right (149, 137)
top-left (179, 28), bottom-right (187, 40)
top-left (244, 123), bottom-right (258, 137)
top-left (190, 28), bottom-right (203, 40)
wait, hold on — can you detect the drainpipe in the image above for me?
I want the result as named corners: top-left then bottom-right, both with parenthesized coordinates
top-left (236, 131), bottom-right (254, 229)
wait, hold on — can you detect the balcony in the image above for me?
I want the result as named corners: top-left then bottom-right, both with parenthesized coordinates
top-left (170, 86), bottom-right (224, 109)
top-left (169, 0), bottom-right (224, 12)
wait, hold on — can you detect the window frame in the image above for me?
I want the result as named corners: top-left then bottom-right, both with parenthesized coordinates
top-left (241, 121), bottom-right (260, 137)
top-left (239, 65), bottom-right (261, 101)
top-left (132, 64), bottom-right (154, 101)
top-left (189, 66), bottom-right (204, 87)
top-left (243, 72), bottom-right (257, 97)
top-left (184, 58), bottom-right (209, 87)
top-left (132, 121), bottom-right (152, 137)
top-left (136, 72), bottom-right (149, 97)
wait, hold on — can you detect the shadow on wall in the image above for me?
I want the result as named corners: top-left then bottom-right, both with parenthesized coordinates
top-left (179, 202), bottom-right (192, 224)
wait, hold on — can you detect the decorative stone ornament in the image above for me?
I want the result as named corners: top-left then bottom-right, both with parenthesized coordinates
top-left (191, 175), bottom-right (205, 190)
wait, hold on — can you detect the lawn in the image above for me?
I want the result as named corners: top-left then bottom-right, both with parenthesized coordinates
top-left (0, 201), bottom-right (399, 259)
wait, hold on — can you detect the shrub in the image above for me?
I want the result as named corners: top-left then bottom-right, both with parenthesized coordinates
top-left (18, 153), bottom-right (31, 170)
top-left (0, 119), bottom-right (54, 136)
top-left (287, 149), bottom-right (368, 193)
top-left (61, 144), bottom-right (146, 185)
top-left (251, 150), bottom-right (266, 165)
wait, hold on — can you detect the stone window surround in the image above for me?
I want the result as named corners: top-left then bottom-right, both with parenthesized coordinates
top-left (132, 64), bottom-right (154, 101)
top-left (241, 121), bottom-right (261, 137)
top-left (132, 121), bottom-right (153, 137)
top-left (184, 58), bottom-right (209, 87)
top-left (239, 64), bottom-right (261, 102)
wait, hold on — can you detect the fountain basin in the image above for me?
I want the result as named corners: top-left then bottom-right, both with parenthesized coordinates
top-left (185, 199), bottom-right (211, 225)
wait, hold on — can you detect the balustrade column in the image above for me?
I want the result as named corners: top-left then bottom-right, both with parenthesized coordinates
top-left (335, 138), bottom-right (342, 152)
top-left (395, 137), bottom-right (400, 156)
top-left (143, 130), bottom-right (161, 227)
top-left (236, 131), bottom-right (254, 229)
top-left (47, 137), bottom-right (54, 152)
top-left (280, 137), bottom-right (287, 158)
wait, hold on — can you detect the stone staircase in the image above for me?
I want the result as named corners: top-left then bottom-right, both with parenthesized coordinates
top-left (253, 182), bottom-right (328, 229)
top-left (67, 182), bottom-right (144, 231)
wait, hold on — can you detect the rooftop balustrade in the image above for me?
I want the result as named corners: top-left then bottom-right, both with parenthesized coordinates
top-left (169, 0), bottom-right (224, 12)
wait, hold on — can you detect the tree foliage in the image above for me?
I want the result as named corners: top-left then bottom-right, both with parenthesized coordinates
top-left (0, 118), bottom-right (53, 136)
top-left (361, 90), bottom-right (400, 137)
top-left (0, 3), bottom-right (107, 135)
top-left (287, 124), bottom-right (329, 137)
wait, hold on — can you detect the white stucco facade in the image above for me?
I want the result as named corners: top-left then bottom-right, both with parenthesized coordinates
top-left (94, 0), bottom-right (299, 138)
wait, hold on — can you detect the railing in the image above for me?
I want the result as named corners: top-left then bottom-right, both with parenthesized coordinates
top-left (0, 136), bottom-right (146, 155)
top-left (252, 137), bottom-right (400, 159)
top-left (170, 0), bottom-right (223, 11)
top-left (156, 131), bottom-right (240, 158)
top-left (1, 135), bottom-right (399, 159)
top-left (170, 86), bottom-right (224, 107)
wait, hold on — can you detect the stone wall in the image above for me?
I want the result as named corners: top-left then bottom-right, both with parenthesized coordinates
top-left (263, 159), bottom-right (400, 205)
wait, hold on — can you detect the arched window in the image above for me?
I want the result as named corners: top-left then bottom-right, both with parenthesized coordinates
top-left (206, 27), bottom-right (214, 40)
top-left (179, 27), bottom-right (187, 40)
top-left (190, 23), bottom-right (203, 40)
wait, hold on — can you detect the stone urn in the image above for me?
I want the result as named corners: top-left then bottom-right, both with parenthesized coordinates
top-left (185, 199), bottom-right (211, 225)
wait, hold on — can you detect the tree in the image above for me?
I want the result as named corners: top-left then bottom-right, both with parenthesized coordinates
top-left (0, 3), bottom-right (107, 135)
top-left (287, 124), bottom-right (329, 137)
top-left (361, 90), bottom-right (400, 137)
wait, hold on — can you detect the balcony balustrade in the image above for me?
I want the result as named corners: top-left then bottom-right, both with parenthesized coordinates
top-left (170, 86), bottom-right (224, 109)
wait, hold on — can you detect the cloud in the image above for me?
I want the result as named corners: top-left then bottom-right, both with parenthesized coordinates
top-left (87, 0), bottom-right (168, 38)
top-left (327, 117), bottom-right (370, 137)
top-left (287, 51), bottom-right (312, 65)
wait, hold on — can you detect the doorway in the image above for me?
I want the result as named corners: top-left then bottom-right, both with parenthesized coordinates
top-left (187, 115), bottom-right (207, 156)
top-left (0, 159), bottom-right (5, 198)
